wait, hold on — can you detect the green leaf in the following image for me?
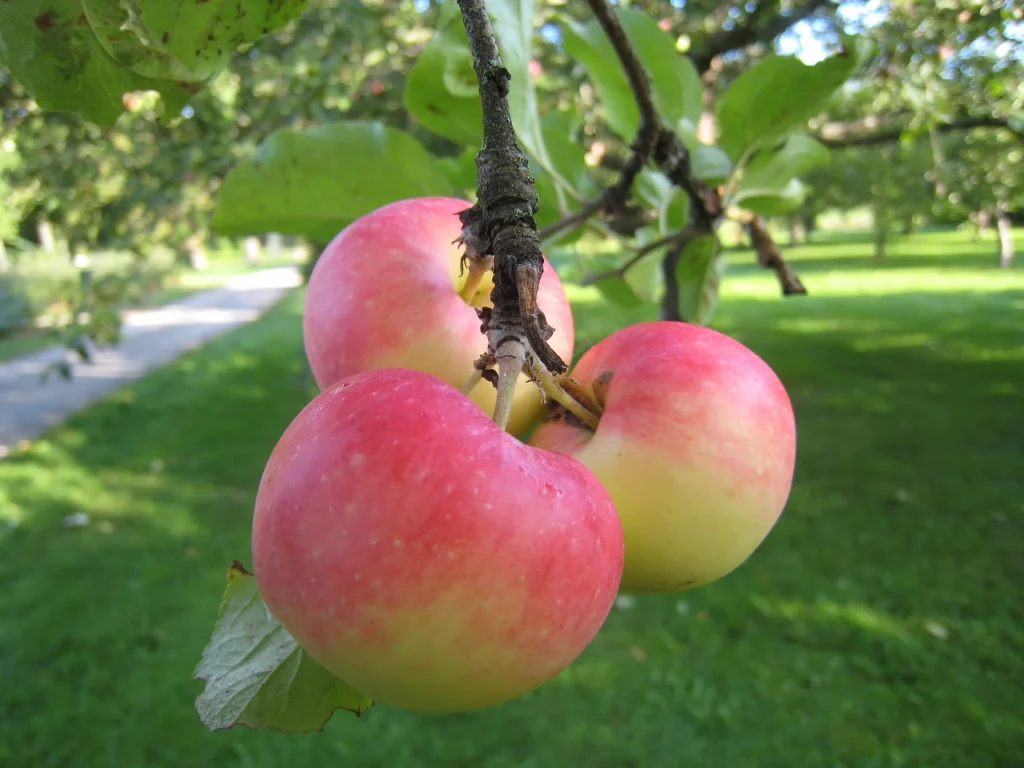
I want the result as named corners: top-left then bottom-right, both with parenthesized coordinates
top-left (676, 119), bottom-right (733, 183)
top-left (734, 179), bottom-right (808, 215)
top-left (404, 18), bottom-right (483, 146)
top-left (124, 0), bottom-right (306, 81)
top-left (541, 110), bottom-right (600, 200)
top-left (617, 10), bottom-right (702, 127)
top-left (532, 166), bottom-right (563, 232)
top-left (0, 0), bottom-right (185, 124)
top-left (624, 225), bottom-right (666, 304)
top-left (212, 121), bottom-right (453, 242)
top-left (635, 170), bottom-right (689, 236)
top-left (716, 38), bottom-right (872, 161)
top-left (0, 0), bottom-right (305, 125)
top-left (742, 135), bottom-right (830, 188)
top-left (675, 235), bottom-right (724, 325)
top-left (489, 0), bottom-right (572, 204)
top-left (437, 148), bottom-right (479, 197)
top-left (559, 8), bottom-right (702, 140)
top-left (594, 275), bottom-right (645, 308)
top-left (194, 562), bottom-right (372, 733)
top-left (540, 104), bottom-right (585, 141)
top-left (488, 2), bottom-right (543, 162)
top-left (730, 135), bottom-right (830, 208)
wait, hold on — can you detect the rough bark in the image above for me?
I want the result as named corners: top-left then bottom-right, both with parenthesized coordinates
top-left (456, 0), bottom-right (565, 378)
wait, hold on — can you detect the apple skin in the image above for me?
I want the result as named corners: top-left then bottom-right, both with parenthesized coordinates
top-left (303, 197), bottom-right (575, 435)
top-left (528, 321), bottom-right (796, 594)
top-left (251, 367), bottom-right (624, 714)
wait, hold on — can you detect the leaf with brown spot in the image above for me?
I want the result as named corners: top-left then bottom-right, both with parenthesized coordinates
top-left (0, 0), bottom-right (308, 124)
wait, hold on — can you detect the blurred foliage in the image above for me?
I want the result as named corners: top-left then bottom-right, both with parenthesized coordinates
top-left (801, 0), bottom-right (1024, 232)
top-left (0, 0), bottom-right (1020, 345)
top-left (0, 249), bottom-right (176, 370)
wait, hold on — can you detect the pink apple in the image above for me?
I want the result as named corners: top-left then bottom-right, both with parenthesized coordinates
top-left (303, 197), bottom-right (575, 435)
top-left (528, 321), bottom-right (796, 593)
top-left (251, 367), bottom-right (624, 713)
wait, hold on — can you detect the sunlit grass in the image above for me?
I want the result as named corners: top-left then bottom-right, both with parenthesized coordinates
top-left (1, 229), bottom-right (1022, 767)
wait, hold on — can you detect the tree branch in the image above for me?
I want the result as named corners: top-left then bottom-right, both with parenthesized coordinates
top-left (660, 238), bottom-right (688, 321)
top-left (652, 130), bottom-right (723, 232)
top-left (542, 0), bottom-right (723, 247)
top-left (690, 0), bottom-right (837, 73)
top-left (746, 216), bottom-right (807, 295)
top-left (814, 114), bottom-right (1023, 147)
top-left (455, 0), bottom-right (567, 400)
top-left (538, 0), bottom-right (728, 321)
top-left (583, 0), bottom-right (660, 207)
top-left (579, 229), bottom-right (694, 286)
top-left (539, 0), bottom-right (661, 241)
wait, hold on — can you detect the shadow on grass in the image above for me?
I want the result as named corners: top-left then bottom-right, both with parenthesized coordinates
top-left (1, 280), bottom-right (1023, 767)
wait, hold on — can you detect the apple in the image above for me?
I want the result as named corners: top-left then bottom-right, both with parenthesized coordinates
top-left (528, 321), bottom-right (796, 594)
top-left (303, 197), bottom-right (575, 435)
top-left (251, 367), bottom-right (624, 714)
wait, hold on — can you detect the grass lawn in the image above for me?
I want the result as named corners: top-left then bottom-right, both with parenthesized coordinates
top-left (0, 329), bottom-right (54, 364)
top-left (0, 227), bottom-right (1022, 767)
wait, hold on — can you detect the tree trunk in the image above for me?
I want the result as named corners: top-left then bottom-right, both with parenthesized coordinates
top-left (802, 213), bottom-right (817, 237)
top-left (244, 236), bottom-right (262, 266)
top-left (873, 199), bottom-right (889, 260)
top-left (996, 205), bottom-right (1014, 269)
top-left (788, 216), bottom-right (803, 247)
top-left (267, 233), bottom-right (283, 260)
top-left (0, 238), bottom-right (7, 270)
top-left (37, 220), bottom-right (56, 253)
top-left (186, 236), bottom-right (208, 270)
top-left (971, 209), bottom-right (991, 242)
top-left (928, 122), bottom-right (948, 198)
top-left (902, 215), bottom-right (916, 237)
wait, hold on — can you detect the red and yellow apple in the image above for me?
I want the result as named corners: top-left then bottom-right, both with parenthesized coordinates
top-left (528, 321), bottom-right (796, 593)
top-left (303, 197), bottom-right (574, 435)
top-left (251, 367), bottom-right (624, 713)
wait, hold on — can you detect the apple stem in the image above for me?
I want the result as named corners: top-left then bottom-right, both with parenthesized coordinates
top-left (491, 338), bottom-right (527, 431)
top-left (529, 362), bottom-right (601, 432)
top-left (457, 255), bottom-right (493, 303)
top-left (460, 368), bottom-right (483, 395)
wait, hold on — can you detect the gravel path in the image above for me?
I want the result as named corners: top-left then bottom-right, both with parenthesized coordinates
top-left (0, 266), bottom-right (302, 457)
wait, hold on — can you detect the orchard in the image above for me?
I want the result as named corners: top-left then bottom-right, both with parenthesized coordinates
top-left (1, 0), bottom-right (1022, 762)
